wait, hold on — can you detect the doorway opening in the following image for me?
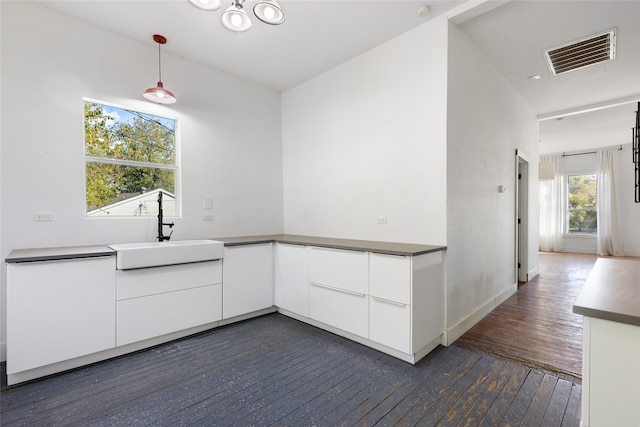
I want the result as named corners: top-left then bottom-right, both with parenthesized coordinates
top-left (516, 152), bottom-right (529, 283)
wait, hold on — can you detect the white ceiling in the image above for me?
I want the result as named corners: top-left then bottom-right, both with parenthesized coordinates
top-left (457, 0), bottom-right (640, 154)
top-left (37, 0), bottom-right (640, 154)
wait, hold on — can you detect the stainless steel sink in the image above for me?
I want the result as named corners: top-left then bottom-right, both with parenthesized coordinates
top-left (108, 239), bottom-right (224, 269)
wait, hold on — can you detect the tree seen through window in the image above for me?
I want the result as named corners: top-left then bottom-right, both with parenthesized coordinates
top-left (84, 101), bottom-right (177, 216)
top-left (567, 174), bottom-right (597, 234)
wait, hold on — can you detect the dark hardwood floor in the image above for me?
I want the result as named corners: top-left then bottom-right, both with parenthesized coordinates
top-left (457, 252), bottom-right (596, 379)
top-left (455, 252), bottom-right (637, 380)
top-left (1, 314), bottom-right (580, 426)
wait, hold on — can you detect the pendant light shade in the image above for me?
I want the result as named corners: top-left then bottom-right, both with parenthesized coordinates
top-left (143, 35), bottom-right (176, 105)
top-left (144, 82), bottom-right (177, 105)
top-left (187, 0), bottom-right (221, 11)
top-left (221, 0), bottom-right (252, 32)
top-left (253, 0), bottom-right (284, 25)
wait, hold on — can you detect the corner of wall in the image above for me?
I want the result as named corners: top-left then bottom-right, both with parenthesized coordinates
top-left (443, 283), bottom-right (517, 346)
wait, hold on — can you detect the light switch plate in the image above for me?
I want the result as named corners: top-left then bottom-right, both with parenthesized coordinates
top-left (34, 212), bottom-right (54, 222)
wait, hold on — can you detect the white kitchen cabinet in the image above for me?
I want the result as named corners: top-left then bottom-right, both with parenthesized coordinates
top-left (580, 317), bottom-right (640, 427)
top-left (116, 260), bottom-right (222, 346)
top-left (275, 243), bottom-right (309, 317)
top-left (222, 243), bottom-right (273, 319)
top-left (369, 251), bottom-right (444, 356)
top-left (309, 247), bottom-right (369, 338)
top-left (369, 253), bottom-right (412, 352)
top-left (7, 256), bottom-right (116, 375)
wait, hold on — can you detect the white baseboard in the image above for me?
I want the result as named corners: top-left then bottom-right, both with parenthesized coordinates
top-left (1, 341), bottom-right (5, 363)
top-left (560, 247), bottom-right (597, 255)
top-left (527, 265), bottom-right (540, 281)
top-left (621, 249), bottom-right (640, 258)
top-left (442, 283), bottom-right (517, 346)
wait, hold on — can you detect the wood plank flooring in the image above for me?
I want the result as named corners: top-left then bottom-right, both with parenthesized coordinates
top-left (456, 252), bottom-right (603, 379)
top-left (1, 314), bottom-right (580, 426)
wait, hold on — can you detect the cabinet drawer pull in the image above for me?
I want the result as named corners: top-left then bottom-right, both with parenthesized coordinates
top-left (310, 282), bottom-right (366, 298)
top-left (372, 296), bottom-right (407, 307)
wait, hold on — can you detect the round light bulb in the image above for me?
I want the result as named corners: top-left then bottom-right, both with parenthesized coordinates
top-left (263, 6), bottom-right (275, 20)
top-left (231, 13), bottom-right (242, 27)
top-left (157, 91), bottom-right (165, 98)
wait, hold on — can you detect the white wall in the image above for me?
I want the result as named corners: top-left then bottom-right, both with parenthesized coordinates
top-left (0, 2), bottom-right (284, 359)
top-left (281, 18), bottom-right (448, 245)
top-left (445, 22), bottom-right (539, 343)
top-left (617, 144), bottom-right (640, 256)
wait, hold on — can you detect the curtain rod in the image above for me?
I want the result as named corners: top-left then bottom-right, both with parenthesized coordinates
top-left (562, 145), bottom-right (623, 157)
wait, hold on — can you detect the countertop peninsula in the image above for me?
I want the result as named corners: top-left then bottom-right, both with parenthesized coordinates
top-left (573, 258), bottom-right (640, 327)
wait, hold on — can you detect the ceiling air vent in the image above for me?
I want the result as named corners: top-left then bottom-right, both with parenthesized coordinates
top-left (544, 29), bottom-right (616, 76)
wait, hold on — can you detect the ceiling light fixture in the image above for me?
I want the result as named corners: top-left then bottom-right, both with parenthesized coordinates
top-left (253, 0), bottom-right (284, 25)
top-left (188, 0), bottom-right (222, 11)
top-left (189, 0), bottom-right (284, 32)
top-left (221, 0), bottom-right (252, 32)
top-left (143, 35), bottom-right (176, 105)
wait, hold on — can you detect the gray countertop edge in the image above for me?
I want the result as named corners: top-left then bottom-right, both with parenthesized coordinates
top-left (6, 245), bottom-right (115, 263)
top-left (572, 305), bottom-right (640, 327)
top-left (572, 258), bottom-right (640, 327)
top-left (214, 234), bottom-right (446, 256)
top-left (4, 235), bottom-right (446, 264)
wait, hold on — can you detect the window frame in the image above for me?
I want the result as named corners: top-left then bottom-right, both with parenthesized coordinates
top-left (83, 98), bottom-right (180, 218)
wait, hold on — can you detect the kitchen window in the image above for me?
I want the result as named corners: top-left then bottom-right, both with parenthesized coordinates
top-left (566, 174), bottom-right (597, 234)
top-left (84, 101), bottom-right (178, 217)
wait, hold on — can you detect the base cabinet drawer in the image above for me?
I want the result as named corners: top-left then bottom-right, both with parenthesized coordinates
top-left (309, 282), bottom-right (368, 338)
top-left (117, 284), bottom-right (222, 346)
top-left (117, 261), bottom-right (221, 300)
top-left (370, 253), bottom-right (411, 304)
top-left (309, 247), bottom-right (368, 295)
top-left (370, 296), bottom-right (411, 353)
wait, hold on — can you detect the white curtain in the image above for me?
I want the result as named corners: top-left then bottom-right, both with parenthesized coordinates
top-left (538, 155), bottom-right (563, 252)
top-left (596, 149), bottom-right (624, 256)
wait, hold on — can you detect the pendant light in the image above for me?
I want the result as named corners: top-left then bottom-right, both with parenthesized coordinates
top-left (253, 0), bottom-right (284, 25)
top-left (143, 34), bottom-right (177, 105)
top-left (221, 0), bottom-right (252, 32)
top-left (188, 0), bottom-right (221, 11)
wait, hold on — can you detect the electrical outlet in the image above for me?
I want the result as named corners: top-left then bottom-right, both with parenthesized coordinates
top-left (377, 216), bottom-right (387, 224)
top-left (202, 213), bottom-right (214, 221)
top-left (34, 212), bottom-right (54, 222)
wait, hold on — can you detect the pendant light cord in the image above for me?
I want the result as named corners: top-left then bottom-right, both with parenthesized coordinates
top-left (158, 42), bottom-right (162, 82)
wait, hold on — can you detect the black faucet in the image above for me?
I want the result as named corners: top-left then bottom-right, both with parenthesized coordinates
top-left (157, 191), bottom-right (174, 242)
